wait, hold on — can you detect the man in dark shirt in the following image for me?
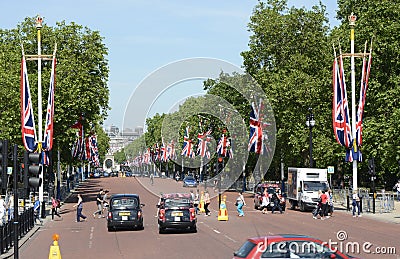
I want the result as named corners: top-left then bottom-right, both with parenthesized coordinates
top-left (271, 193), bottom-right (283, 214)
top-left (93, 189), bottom-right (104, 218)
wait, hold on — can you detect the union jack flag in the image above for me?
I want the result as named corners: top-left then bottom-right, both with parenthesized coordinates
top-left (167, 140), bottom-right (177, 160)
top-left (20, 55), bottom-right (38, 152)
top-left (181, 127), bottom-right (195, 158)
top-left (143, 148), bottom-right (151, 165)
top-left (161, 140), bottom-right (168, 162)
top-left (197, 129), bottom-right (212, 158)
top-left (332, 51), bottom-right (352, 149)
top-left (42, 56), bottom-right (56, 152)
top-left (71, 118), bottom-right (85, 160)
top-left (217, 134), bottom-right (231, 157)
top-left (356, 46), bottom-right (372, 147)
top-left (88, 134), bottom-right (100, 166)
top-left (248, 99), bottom-right (269, 154)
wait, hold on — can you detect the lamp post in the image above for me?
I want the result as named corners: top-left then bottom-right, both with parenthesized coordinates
top-left (306, 108), bottom-right (315, 168)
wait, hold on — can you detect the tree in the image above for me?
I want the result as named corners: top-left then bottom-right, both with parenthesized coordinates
top-left (241, 0), bottom-right (334, 177)
top-left (0, 17), bottom-right (110, 167)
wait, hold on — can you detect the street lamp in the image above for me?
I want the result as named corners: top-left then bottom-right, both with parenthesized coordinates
top-left (306, 108), bottom-right (315, 167)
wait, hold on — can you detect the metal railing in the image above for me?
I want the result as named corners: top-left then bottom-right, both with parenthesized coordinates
top-left (332, 188), bottom-right (396, 214)
top-left (0, 207), bottom-right (34, 255)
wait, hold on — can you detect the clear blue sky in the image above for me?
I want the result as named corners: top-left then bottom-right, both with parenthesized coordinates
top-left (1, 0), bottom-right (339, 131)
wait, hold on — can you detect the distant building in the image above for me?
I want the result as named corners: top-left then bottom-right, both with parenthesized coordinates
top-left (104, 125), bottom-right (143, 155)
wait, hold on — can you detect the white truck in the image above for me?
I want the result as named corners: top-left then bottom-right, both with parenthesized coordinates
top-left (287, 167), bottom-right (329, 211)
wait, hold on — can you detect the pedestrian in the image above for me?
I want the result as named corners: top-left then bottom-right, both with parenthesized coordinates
top-left (51, 196), bottom-right (62, 221)
top-left (73, 194), bottom-right (87, 222)
top-left (33, 196), bottom-right (43, 225)
top-left (236, 192), bottom-right (246, 217)
top-left (261, 192), bottom-right (269, 214)
top-left (393, 180), bottom-right (400, 201)
top-left (313, 190), bottom-right (323, 219)
top-left (352, 190), bottom-right (361, 217)
top-left (193, 189), bottom-right (200, 215)
top-left (271, 192), bottom-right (283, 214)
top-left (319, 190), bottom-right (329, 220)
top-left (102, 190), bottom-right (110, 214)
top-left (0, 195), bottom-right (5, 226)
top-left (204, 190), bottom-right (211, 216)
top-left (93, 189), bottom-right (104, 218)
top-left (7, 193), bottom-right (14, 221)
top-left (150, 173), bottom-right (154, 185)
top-left (327, 189), bottom-right (334, 217)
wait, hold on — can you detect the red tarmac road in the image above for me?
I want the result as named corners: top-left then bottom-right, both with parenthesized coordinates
top-left (19, 176), bottom-right (399, 259)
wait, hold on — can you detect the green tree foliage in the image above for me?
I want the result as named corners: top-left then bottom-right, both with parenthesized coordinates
top-left (241, 0), bottom-right (334, 178)
top-left (0, 17), bottom-right (110, 165)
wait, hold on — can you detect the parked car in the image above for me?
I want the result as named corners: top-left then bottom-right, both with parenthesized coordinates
top-left (183, 176), bottom-right (198, 187)
top-left (124, 171), bottom-right (132, 177)
top-left (111, 171), bottom-right (118, 177)
top-left (107, 194), bottom-right (144, 231)
top-left (233, 234), bottom-right (360, 259)
top-left (253, 182), bottom-right (285, 211)
top-left (103, 171), bottom-right (110, 177)
top-left (93, 171), bottom-right (101, 178)
top-left (157, 193), bottom-right (197, 234)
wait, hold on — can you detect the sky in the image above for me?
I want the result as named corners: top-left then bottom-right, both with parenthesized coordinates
top-left (1, 0), bottom-right (339, 132)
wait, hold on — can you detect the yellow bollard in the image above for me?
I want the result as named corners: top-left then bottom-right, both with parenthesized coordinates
top-left (218, 195), bottom-right (229, 221)
top-left (48, 234), bottom-right (62, 259)
top-left (199, 191), bottom-right (205, 213)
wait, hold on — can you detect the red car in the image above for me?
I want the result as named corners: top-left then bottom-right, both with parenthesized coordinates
top-left (233, 234), bottom-right (360, 259)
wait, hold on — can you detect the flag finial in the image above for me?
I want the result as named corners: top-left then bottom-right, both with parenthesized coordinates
top-left (36, 15), bottom-right (43, 29)
top-left (348, 13), bottom-right (357, 27)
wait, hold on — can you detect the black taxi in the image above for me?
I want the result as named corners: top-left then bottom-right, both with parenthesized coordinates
top-left (107, 194), bottom-right (145, 231)
top-left (157, 193), bottom-right (197, 234)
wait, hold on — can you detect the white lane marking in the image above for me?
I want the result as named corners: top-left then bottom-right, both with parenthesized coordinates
top-left (201, 222), bottom-right (237, 243)
top-left (88, 226), bottom-right (94, 249)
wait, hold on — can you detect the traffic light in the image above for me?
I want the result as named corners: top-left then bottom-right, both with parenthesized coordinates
top-left (368, 157), bottom-right (376, 175)
top-left (217, 157), bottom-right (224, 173)
top-left (0, 140), bottom-right (8, 189)
top-left (23, 151), bottom-right (42, 190)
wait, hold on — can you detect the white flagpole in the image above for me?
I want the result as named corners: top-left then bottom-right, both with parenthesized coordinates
top-left (36, 16), bottom-right (44, 205)
top-left (349, 13), bottom-right (358, 191)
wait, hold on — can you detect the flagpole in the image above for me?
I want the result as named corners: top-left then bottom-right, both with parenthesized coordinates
top-left (36, 16), bottom-right (45, 206)
top-left (349, 13), bottom-right (358, 191)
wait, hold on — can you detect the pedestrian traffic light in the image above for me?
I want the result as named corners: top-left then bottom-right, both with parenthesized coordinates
top-left (24, 151), bottom-right (42, 190)
top-left (0, 140), bottom-right (8, 189)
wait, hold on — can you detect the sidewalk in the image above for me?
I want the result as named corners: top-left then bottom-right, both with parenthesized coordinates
top-left (356, 200), bottom-right (400, 224)
top-left (0, 191), bottom-right (74, 259)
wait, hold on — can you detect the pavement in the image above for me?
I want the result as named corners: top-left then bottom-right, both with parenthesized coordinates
top-left (0, 191), bottom-right (74, 259)
top-left (1, 177), bottom-right (399, 258)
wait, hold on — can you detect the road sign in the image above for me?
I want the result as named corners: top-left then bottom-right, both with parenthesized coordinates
top-left (327, 166), bottom-right (334, 174)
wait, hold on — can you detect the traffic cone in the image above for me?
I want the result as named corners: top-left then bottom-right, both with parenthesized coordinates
top-left (218, 195), bottom-right (229, 221)
top-left (199, 191), bottom-right (205, 213)
top-left (48, 234), bottom-right (62, 259)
